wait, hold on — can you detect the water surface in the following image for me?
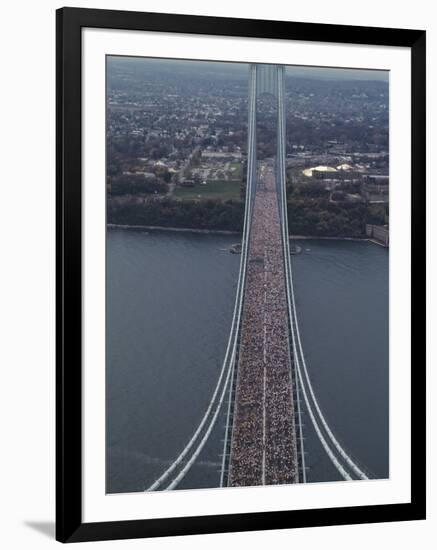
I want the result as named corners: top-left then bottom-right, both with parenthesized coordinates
top-left (107, 230), bottom-right (388, 492)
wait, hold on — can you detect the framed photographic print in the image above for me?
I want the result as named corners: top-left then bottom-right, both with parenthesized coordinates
top-left (56, 7), bottom-right (426, 543)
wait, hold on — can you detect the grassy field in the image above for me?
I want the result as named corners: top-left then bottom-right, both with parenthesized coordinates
top-left (173, 180), bottom-right (241, 201)
top-left (228, 162), bottom-right (243, 179)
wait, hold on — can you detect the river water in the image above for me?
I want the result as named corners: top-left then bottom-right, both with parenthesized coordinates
top-left (106, 229), bottom-right (388, 493)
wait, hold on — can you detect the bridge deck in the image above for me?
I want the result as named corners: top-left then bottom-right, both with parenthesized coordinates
top-left (228, 165), bottom-right (299, 486)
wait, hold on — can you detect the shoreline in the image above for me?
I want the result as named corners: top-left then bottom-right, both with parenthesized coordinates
top-left (289, 235), bottom-right (366, 242)
top-left (107, 223), bottom-right (240, 235)
top-left (107, 224), bottom-right (387, 246)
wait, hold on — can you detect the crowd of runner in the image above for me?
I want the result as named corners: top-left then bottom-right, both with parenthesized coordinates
top-left (228, 167), bottom-right (299, 487)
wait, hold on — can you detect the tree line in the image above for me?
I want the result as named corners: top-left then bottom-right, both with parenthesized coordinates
top-left (108, 197), bottom-right (244, 231)
top-left (108, 194), bottom-right (386, 237)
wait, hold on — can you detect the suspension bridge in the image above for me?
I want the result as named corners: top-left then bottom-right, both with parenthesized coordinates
top-left (146, 64), bottom-right (370, 492)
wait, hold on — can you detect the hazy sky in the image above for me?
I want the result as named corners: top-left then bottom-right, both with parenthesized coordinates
top-left (108, 56), bottom-right (388, 82)
top-left (285, 65), bottom-right (388, 81)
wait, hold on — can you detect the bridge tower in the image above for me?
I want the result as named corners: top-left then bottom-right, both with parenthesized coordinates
top-left (256, 64), bottom-right (280, 98)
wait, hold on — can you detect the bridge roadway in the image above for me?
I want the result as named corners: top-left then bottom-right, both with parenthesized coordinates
top-left (228, 163), bottom-right (299, 487)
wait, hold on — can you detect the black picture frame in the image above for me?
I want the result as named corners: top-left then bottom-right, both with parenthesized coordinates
top-left (56, 6), bottom-right (426, 543)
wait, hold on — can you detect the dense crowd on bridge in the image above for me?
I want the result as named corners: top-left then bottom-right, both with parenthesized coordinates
top-left (228, 168), bottom-right (299, 487)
